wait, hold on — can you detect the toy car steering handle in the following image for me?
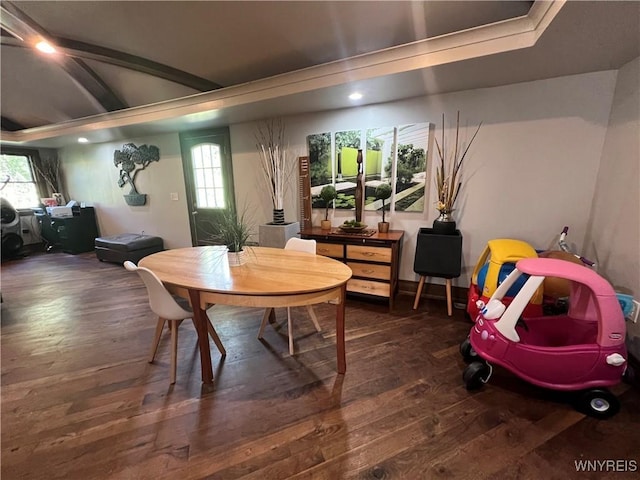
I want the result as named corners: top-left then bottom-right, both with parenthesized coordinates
top-left (559, 226), bottom-right (595, 267)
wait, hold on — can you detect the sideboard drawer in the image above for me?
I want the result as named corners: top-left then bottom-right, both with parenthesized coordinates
top-left (346, 245), bottom-right (392, 263)
top-left (300, 228), bottom-right (403, 310)
top-left (347, 262), bottom-right (390, 281)
top-left (348, 278), bottom-right (390, 297)
top-left (316, 242), bottom-right (343, 258)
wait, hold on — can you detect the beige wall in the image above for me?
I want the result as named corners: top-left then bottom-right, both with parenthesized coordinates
top-left (61, 133), bottom-right (191, 249)
top-left (61, 68), bottom-right (639, 298)
top-left (585, 56), bottom-right (639, 297)
top-left (233, 70), bottom-right (617, 286)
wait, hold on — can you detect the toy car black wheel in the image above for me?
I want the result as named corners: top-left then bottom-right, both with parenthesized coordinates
top-left (462, 361), bottom-right (491, 390)
top-left (576, 389), bottom-right (620, 419)
top-left (459, 337), bottom-right (479, 363)
top-left (622, 364), bottom-right (636, 386)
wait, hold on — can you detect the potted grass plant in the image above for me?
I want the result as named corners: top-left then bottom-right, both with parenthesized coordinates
top-left (211, 207), bottom-right (253, 266)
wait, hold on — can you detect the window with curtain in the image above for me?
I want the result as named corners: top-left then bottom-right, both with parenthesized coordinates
top-left (0, 153), bottom-right (40, 209)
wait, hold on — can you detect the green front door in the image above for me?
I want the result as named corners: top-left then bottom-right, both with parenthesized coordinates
top-left (179, 127), bottom-right (236, 246)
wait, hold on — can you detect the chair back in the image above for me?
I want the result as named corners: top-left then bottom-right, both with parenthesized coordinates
top-left (124, 261), bottom-right (192, 321)
top-left (284, 237), bottom-right (316, 255)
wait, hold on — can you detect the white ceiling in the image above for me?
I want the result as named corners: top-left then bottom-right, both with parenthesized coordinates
top-left (1, 0), bottom-right (638, 148)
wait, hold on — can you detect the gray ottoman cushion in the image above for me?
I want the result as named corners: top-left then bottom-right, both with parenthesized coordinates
top-left (95, 234), bottom-right (163, 264)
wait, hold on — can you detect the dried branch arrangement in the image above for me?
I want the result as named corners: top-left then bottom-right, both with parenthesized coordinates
top-left (434, 111), bottom-right (482, 213)
top-left (32, 155), bottom-right (61, 195)
top-left (255, 118), bottom-right (296, 223)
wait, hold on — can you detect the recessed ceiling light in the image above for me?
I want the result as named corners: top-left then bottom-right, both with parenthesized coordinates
top-left (35, 41), bottom-right (56, 54)
top-left (78, 137), bottom-right (89, 143)
top-left (349, 92), bottom-right (363, 101)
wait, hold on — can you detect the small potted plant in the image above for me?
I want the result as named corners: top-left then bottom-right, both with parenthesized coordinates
top-left (318, 185), bottom-right (337, 230)
top-left (210, 207), bottom-right (253, 266)
top-left (375, 182), bottom-right (392, 233)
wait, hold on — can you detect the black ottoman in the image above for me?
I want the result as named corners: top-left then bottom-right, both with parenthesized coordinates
top-left (95, 233), bottom-right (164, 264)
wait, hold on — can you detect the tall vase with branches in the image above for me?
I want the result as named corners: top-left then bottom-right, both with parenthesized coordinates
top-left (433, 111), bottom-right (482, 232)
top-left (255, 118), bottom-right (296, 225)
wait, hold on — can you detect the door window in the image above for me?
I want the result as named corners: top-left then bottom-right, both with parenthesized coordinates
top-left (192, 143), bottom-right (226, 208)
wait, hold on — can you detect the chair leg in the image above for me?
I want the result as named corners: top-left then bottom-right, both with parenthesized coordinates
top-left (306, 305), bottom-right (322, 332)
top-left (413, 276), bottom-right (426, 310)
top-left (287, 307), bottom-right (294, 356)
top-left (170, 320), bottom-right (179, 384)
top-left (206, 319), bottom-right (226, 356)
top-left (149, 318), bottom-right (166, 363)
top-left (258, 308), bottom-right (274, 339)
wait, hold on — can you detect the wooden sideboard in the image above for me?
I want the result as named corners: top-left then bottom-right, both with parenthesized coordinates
top-left (300, 228), bottom-right (404, 309)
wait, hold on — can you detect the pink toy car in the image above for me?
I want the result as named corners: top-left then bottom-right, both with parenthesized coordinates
top-left (460, 257), bottom-right (628, 418)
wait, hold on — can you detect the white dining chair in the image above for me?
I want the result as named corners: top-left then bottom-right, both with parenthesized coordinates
top-left (257, 237), bottom-right (322, 355)
top-left (124, 260), bottom-right (226, 384)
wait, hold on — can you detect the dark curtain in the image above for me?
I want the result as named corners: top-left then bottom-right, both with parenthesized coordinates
top-left (31, 150), bottom-right (59, 199)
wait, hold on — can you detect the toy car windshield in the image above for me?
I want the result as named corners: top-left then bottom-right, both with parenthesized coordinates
top-left (481, 267), bottom-right (545, 342)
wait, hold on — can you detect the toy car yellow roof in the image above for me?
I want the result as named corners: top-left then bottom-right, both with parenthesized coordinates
top-left (487, 239), bottom-right (538, 264)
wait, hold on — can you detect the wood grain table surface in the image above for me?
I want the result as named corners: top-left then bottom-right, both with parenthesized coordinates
top-left (140, 246), bottom-right (352, 383)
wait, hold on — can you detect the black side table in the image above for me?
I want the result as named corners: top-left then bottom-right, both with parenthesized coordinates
top-left (412, 227), bottom-right (463, 315)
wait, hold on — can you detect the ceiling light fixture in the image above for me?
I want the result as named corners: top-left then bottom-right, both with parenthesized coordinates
top-left (349, 92), bottom-right (363, 101)
top-left (77, 137), bottom-right (89, 143)
top-left (35, 40), bottom-right (56, 54)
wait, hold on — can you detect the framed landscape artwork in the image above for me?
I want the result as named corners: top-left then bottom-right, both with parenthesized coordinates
top-left (306, 122), bottom-right (432, 218)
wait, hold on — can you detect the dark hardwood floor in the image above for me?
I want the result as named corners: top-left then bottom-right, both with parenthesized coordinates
top-left (1, 249), bottom-right (638, 479)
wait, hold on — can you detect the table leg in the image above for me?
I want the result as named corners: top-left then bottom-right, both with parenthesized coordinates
top-left (188, 289), bottom-right (214, 384)
top-left (257, 308), bottom-right (276, 339)
top-left (446, 278), bottom-right (453, 316)
top-left (336, 283), bottom-right (347, 374)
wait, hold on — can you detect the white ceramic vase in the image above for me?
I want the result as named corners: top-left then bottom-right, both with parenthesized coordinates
top-left (227, 249), bottom-right (247, 266)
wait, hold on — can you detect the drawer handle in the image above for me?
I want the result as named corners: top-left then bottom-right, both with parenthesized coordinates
top-left (363, 252), bottom-right (376, 257)
top-left (362, 269), bottom-right (374, 274)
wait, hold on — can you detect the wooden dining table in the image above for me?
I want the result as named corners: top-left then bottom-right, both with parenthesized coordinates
top-left (139, 245), bottom-right (353, 384)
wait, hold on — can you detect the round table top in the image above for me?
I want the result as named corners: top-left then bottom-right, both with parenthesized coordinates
top-left (139, 246), bottom-right (352, 296)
